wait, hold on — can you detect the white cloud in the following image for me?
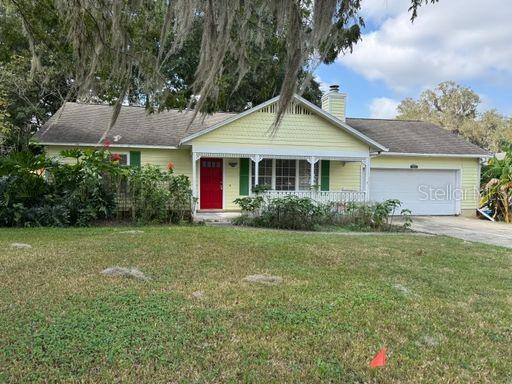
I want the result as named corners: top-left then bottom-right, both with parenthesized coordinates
top-left (369, 97), bottom-right (399, 118)
top-left (313, 74), bottom-right (329, 93)
top-left (360, 0), bottom-right (410, 23)
top-left (339, 0), bottom-right (512, 93)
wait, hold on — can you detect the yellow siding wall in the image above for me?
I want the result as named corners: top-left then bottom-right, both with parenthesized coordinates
top-left (330, 161), bottom-right (361, 191)
top-left (45, 145), bottom-right (192, 177)
top-left (191, 111), bottom-right (368, 152)
top-left (46, 146), bottom-right (78, 164)
top-left (139, 148), bottom-right (192, 177)
top-left (371, 156), bottom-right (481, 211)
top-left (223, 159), bottom-right (240, 210)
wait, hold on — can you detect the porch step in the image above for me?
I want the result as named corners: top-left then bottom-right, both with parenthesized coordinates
top-left (194, 212), bottom-right (241, 225)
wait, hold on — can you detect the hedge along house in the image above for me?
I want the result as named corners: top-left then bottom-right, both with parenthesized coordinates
top-left (36, 85), bottom-right (490, 216)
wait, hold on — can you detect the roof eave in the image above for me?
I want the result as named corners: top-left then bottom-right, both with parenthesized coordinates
top-left (378, 151), bottom-right (491, 159)
top-left (37, 141), bottom-right (178, 150)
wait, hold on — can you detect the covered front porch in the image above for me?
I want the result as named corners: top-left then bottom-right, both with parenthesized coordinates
top-left (190, 147), bottom-right (371, 212)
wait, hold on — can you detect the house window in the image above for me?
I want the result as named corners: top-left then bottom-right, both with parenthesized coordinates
top-left (251, 158), bottom-right (273, 187)
top-left (298, 160), bottom-right (319, 190)
top-left (112, 153), bottom-right (129, 166)
top-left (275, 159), bottom-right (296, 191)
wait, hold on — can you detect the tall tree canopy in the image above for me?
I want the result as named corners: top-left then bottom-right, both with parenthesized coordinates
top-left (1, 0), bottom-right (437, 150)
top-left (397, 81), bottom-right (512, 152)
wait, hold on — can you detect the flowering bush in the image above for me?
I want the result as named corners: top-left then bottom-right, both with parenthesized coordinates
top-left (111, 153), bottom-right (122, 162)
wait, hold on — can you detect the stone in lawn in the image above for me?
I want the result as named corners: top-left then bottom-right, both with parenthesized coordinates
top-left (243, 274), bottom-right (283, 285)
top-left (10, 243), bottom-right (32, 249)
top-left (416, 335), bottom-right (442, 347)
top-left (192, 290), bottom-right (205, 299)
top-left (393, 283), bottom-right (412, 295)
top-left (101, 267), bottom-right (150, 281)
top-left (119, 230), bottom-right (145, 234)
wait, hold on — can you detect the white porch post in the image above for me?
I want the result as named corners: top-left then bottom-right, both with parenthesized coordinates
top-left (307, 156), bottom-right (318, 189)
top-left (251, 155), bottom-right (262, 192)
top-left (363, 157), bottom-right (371, 201)
top-left (192, 152), bottom-right (199, 213)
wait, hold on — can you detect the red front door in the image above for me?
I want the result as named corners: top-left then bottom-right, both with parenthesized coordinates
top-left (200, 158), bottom-right (223, 209)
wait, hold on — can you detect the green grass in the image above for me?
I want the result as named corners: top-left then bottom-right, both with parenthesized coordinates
top-left (0, 226), bottom-right (511, 383)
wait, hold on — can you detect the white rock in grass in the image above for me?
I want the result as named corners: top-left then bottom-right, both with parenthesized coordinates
top-left (101, 267), bottom-right (150, 281)
top-left (416, 335), bottom-right (442, 347)
top-left (243, 274), bottom-right (283, 285)
top-left (393, 283), bottom-right (412, 295)
top-left (118, 230), bottom-right (145, 234)
top-left (192, 290), bottom-right (205, 299)
top-left (10, 243), bottom-right (32, 249)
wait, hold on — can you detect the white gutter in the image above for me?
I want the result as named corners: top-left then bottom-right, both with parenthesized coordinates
top-left (38, 142), bottom-right (178, 150)
top-left (376, 151), bottom-right (491, 159)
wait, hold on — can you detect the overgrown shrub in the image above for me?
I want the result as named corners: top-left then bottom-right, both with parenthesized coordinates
top-left (128, 165), bottom-right (171, 223)
top-left (0, 148), bottom-right (192, 227)
top-left (233, 195), bottom-right (412, 231)
top-left (341, 200), bottom-right (412, 231)
top-left (0, 149), bottom-right (122, 227)
top-left (480, 145), bottom-right (512, 222)
top-left (233, 196), bottom-right (264, 214)
top-left (168, 174), bottom-right (193, 223)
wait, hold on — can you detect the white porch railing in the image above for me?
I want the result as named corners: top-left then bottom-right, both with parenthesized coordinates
top-left (263, 190), bottom-right (366, 204)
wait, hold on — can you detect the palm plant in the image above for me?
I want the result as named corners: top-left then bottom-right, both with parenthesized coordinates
top-left (481, 145), bottom-right (512, 222)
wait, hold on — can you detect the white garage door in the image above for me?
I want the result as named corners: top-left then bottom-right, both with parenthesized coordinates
top-left (370, 169), bottom-right (459, 215)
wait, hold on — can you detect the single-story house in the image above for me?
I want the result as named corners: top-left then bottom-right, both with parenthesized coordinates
top-left (36, 85), bottom-right (490, 216)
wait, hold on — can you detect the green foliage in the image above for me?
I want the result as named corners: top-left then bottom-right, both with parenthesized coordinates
top-left (251, 183), bottom-right (272, 195)
top-left (168, 174), bottom-right (193, 223)
top-left (233, 196), bottom-right (264, 213)
top-left (0, 149), bottom-right (122, 227)
top-left (0, 0), bottom-right (75, 153)
top-left (480, 147), bottom-right (512, 222)
top-left (233, 195), bottom-right (412, 231)
top-left (128, 165), bottom-right (171, 224)
top-left (0, 148), bottom-right (192, 227)
top-left (125, 165), bottom-right (192, 224)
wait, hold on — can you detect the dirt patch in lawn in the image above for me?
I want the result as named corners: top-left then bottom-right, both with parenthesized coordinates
top-left (101, 267), bottom-right (150, 281)
top-left (10, 243), bottom-right (32, 249)
top-left (243, 274), bottom-right (283, 285)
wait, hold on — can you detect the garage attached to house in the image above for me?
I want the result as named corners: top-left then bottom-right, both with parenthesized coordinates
top-left (370, 168), bottom-right (459, 215)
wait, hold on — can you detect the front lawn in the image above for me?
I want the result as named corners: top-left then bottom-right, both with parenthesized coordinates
top-left (0, 226), bottom-right (510, 383)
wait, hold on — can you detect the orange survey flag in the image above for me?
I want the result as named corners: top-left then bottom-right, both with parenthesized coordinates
top-left (370, 348), bottom-right (386, 368)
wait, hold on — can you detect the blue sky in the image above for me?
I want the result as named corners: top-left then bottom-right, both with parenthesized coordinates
top-left (315, 0), bottom-right (512, 119)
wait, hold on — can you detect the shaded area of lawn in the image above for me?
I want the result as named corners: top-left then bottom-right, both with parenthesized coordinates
top-left (0, 226), bottom-right (511, 383)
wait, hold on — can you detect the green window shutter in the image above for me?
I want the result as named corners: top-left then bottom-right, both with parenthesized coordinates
top-left (129, 151), bottom-right (141, 168)
top-left (320, 160), bottom-right (330, 191)
top-left (239, 158), bottom-right (250, 195)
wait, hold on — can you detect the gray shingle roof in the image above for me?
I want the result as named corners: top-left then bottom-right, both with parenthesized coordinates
top-left (36, 102), bottom-right (234, 147)
top-left (36, 102), bottom-right (490, 156)
top-left (346, 118), bottom-right (490, 156)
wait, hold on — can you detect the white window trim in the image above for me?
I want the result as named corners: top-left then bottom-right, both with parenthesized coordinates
top-left (112, 151), bottom-right (130, 166)
top-left (250, 158), bottom-right (321, 192)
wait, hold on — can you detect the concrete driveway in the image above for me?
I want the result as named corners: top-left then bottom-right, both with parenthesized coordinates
top-left (409, 216), bottom-right (512, 249)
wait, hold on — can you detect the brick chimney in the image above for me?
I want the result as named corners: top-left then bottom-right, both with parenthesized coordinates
top-left (321, 84), bottom-right (347, 122)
